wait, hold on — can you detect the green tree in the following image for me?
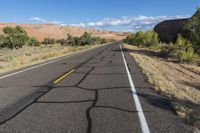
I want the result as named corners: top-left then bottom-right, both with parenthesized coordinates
top-left (183, 8), bottom-right (200, 54)
top-left (123, 31), bottom-right (159, 48)
top-left (79, 32), bottom-right (94, 46)
top-left (3, 26), bottom-right (29, 49)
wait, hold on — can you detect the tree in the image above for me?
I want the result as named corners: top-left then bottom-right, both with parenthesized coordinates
top-left (3, 26), bottom-right (30, 49)
top-left (123, 31), bottom-right (159, 48)
top-left (79, 32), bottom-right (94, 46)
top-left (183, 8), bottom-right (200, 54)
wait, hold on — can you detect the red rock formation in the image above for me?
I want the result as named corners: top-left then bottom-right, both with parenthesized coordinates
top-left (154, 10), bottom-right (200, 42)
top-left (154, 18), bottom-right (188, 42)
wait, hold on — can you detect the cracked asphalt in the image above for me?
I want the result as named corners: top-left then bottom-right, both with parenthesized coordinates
top-left (0, 42), bottom-right (193, 133)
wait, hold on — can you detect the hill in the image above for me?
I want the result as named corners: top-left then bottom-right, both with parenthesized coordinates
top-left (0, 23), bottom-right (129, 41)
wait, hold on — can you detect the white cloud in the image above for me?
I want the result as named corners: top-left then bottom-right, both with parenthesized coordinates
top-left (30, 17), bottom-right (47, 23)
top-left (30, 17), bottom-right (62, 25)
top-left (30, 15), bottom-right (190, 32)
top-left (60, 24), bottom-right (67, 26)
top-left (72, 15), bottom-right (190, 32)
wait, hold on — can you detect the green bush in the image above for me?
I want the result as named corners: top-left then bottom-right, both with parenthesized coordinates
top-left (93, 37), bottom-right (107, 44)
top-left (79, 32), bottom-right (94, 46)
top-left (64, 32), bottom-right (106, 46)
top-left (160, 34), bottom-right (196, 63)
top-left (178, 47), bottom-right (196, 63)
top-left (28, 37), bottom-right (40, 46)
top-left (123, 31), bottom-right (159, 48)
top-left (159, 43), bottom-right (177, 58)
top-left (42, 38), bottom-right (55, 45)
top-left (57, 38), bottom-right (67, 46)
top-left (176, 35), bottom-right (196, 63)
top-left (66, 34), bottom-right (79, 46)
top-left (0, 35), bottom-right (5, 48)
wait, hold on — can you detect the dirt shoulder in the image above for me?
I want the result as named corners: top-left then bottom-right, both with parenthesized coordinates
top-left (124, 44), bottom-right (200, 131)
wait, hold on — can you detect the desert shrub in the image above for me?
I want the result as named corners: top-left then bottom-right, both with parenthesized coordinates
top-left (65, 33), bottom-right (105, 46)
top-left (178, 47), bottom-right (196, 63)
top-left (0, 35), bottom-right (6, 48)
top-left (42, 38), bottom-right (55, 45)
top-left (93, 37), bottom-right (107, 44)
top-left (28, 37), bottom-right (40, 46)
top-left (159, 43), bottom-right (178, 58)
top-left (160, 35), bottom-right (196, 63)
top-left (145, 31), bottom-right (159, 47)
top-left (66, 34), bottom-right (79, 46)
top-left (176, 35), bottom-right (196, 63)
top-left (57, 38), bottom-right (67, 45)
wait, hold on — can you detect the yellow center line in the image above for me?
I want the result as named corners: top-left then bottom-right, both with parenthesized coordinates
top-left (53, 69), bottom-right (76, 84)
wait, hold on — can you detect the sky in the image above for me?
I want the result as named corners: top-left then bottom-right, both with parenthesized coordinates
top-left (0, 0), bottom-right (199, 32)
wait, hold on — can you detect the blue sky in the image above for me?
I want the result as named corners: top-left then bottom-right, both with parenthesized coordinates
top-left (0, 0), bottom-right (199, 32)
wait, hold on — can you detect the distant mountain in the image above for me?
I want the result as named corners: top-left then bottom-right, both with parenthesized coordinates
top-left (0, 23), bottom-right (129, 41)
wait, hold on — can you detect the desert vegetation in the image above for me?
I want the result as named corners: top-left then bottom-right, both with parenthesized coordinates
top-left (0, 26), bottom-right (108, 49)
top-left (60, 32), bottom-right (107, 46)
top-left (123, 31), bottom-right (199, 64)
top-left (0, 26), bottom-right (108, 74)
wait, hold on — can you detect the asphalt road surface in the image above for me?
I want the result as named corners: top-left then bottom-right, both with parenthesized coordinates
top-left (0, 42), bottom-right (193, 133)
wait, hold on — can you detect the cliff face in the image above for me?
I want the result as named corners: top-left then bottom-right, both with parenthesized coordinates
top-left (154, 10), bottom-right (200, 42)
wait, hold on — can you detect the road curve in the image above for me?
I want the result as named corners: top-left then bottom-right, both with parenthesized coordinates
top-left (0, 42), bottom-right (192, 133)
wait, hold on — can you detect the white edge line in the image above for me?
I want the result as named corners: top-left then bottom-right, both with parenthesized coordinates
top-left (120, 44), bottom-right (150, 133)
top-left (0, 44), bottom-right (108, 80)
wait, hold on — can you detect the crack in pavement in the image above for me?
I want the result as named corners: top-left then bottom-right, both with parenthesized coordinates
top-left (0, 44), bottom-right (139, 133)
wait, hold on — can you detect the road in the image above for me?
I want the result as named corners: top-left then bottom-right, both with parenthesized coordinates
top-left (0, 42), bottom-right (193, 133)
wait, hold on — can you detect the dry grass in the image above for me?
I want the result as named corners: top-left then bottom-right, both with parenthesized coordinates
top-left (124, 44), bottom-right (200, 130)
top-left (0, 44), bottom-right (98, 74)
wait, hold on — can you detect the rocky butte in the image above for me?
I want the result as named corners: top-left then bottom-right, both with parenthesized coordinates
top-left (154, 10), bottom-right (200, 42)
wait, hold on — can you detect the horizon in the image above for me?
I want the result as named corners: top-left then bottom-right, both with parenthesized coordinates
top-left (0, 0), bottom-right (199, 32)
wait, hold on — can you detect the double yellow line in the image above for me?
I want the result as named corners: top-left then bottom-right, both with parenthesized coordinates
top-left (53, 69), bottom-right (76, 84)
